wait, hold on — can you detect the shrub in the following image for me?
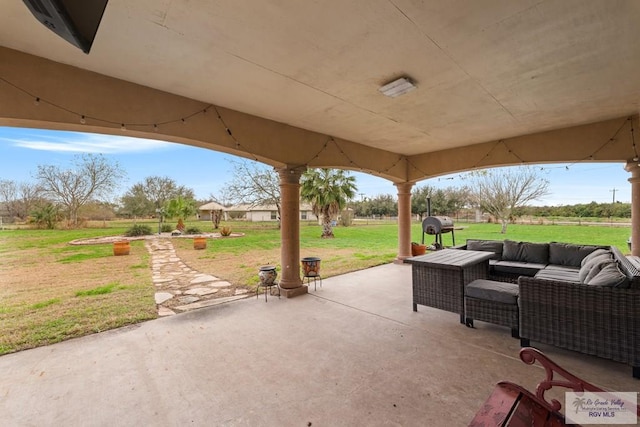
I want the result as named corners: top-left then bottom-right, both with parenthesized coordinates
top-left (185, 226), bottom-right (201, 234)
top-left (161, 224), bottom-right (173, 233)
top-left (30, 203), bottom-right (60, 229)
top-left (220, 226), bottom-right (232, 236)
top-left (339, 210), bottom-right (353, 227)
top-left (125, 224), bottom-right (153, 237)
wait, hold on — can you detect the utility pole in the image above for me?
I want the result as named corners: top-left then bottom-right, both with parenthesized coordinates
top-left (610, 188), bottom-right (618, 203)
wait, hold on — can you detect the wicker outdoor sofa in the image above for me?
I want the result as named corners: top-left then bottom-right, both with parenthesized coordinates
top-left (455, 239), bottom-right (640, 378)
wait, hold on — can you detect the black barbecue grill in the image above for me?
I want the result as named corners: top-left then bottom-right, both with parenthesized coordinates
top-left (421, 215), bottom-right (455, 249)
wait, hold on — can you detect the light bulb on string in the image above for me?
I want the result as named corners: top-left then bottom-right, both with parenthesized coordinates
top-left (153, 124), bottom-right (158, 132)
top-left (121, 124), bottom-right (127, 131)
top-left (34, 97), bottom-right (40, 106)
top-left (80, 115), bottom-right (86, 124)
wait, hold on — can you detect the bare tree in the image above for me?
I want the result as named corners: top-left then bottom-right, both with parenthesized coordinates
top-left (0, 179), bottom-right (42, 221)
top-left (224, 160), bottom-right (281, 221)
top-left (36, 154), bottom-right (124, 227)
top-left (468, 166), bottom-right (549, 233)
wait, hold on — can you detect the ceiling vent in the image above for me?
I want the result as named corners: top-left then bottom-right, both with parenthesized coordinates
top-left (379, 77), bottom-right (417, 98)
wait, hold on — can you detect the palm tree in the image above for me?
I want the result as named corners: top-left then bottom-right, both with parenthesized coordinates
top-left (165, 195), bottom-right (196, 232)
top-left (301, 168), bottom-right (357, 238)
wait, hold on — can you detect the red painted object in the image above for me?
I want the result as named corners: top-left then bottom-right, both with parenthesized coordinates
top-left (469, 347), bottom-right (639, 426)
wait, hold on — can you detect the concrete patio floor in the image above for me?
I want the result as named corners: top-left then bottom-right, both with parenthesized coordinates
top-left (0, 263), bottom-right (637, 426)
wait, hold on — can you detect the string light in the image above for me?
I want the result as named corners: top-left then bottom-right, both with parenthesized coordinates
top-left (1, 75), bottom-right (212, 131)
top-left (471, 140), bottom-right (502, 169)
top-left (212, 106), bottom-right (259, 161)
top-left (3, 75), bottom-right (638, 181)
top-left (630, 117), bottom-right (638, 162)
top-left (577, 116), bottom-right (630, 163)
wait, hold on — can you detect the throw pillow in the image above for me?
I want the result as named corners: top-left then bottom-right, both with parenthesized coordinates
top-left (585, 262), bottom-right (629, 287)
top-left (584, 258), bottom-right (616, 283)
top-left (580, 248), bottom-right (612, 267)
top-left (578, 252), bottom-right (614, 282)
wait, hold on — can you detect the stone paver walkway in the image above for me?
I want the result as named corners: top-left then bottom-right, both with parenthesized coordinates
top-left (145, 238), bottom-right (251, 316)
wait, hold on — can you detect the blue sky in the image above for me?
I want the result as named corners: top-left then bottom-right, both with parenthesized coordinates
top-left (0, 126), bottom-right (632, 206)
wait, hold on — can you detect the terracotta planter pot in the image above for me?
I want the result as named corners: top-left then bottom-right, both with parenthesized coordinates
top-left (301, 257), bottom-right (321, 277)
top-left (411, 243), bottom-right (427, 256)
top-left (113, 241), bottom-right (130, 256)
top-left (193, 237), bottom-right (207, 250)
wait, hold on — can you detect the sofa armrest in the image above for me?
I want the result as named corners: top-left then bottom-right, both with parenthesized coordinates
top-left (450, 244), bottom-right (467, 250)
top-left (518, 276), bottom-right (640, 366)
top-left (610, 246), bottom-right (640, 288)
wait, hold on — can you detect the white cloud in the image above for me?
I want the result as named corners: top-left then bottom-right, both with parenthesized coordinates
top-left (7, 131), bottom-right (175, 154)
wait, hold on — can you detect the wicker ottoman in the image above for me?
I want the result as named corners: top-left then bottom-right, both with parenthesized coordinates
top-left (465, 279), bottom-right (519, 338)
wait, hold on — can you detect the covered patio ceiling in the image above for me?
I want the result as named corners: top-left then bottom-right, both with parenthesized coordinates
top-left (1, 1), bottom-right (640, 182)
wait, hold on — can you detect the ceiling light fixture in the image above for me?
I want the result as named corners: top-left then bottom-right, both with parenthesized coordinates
top-left (379, 77), bottom-right (416, 98)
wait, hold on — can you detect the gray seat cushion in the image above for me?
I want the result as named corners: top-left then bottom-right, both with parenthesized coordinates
top-left (492, 261), bottom-right (546, 277)
top-left (544, 264), bottom-right (579, 272)
top-left (466, 279), bottom-right (519, 305)
top-left (534, 267), bottom-right (581, 283)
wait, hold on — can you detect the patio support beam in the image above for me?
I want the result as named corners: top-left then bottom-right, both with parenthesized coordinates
top-left (277, 166), bottom-right (307, 297)
top-left (395, 182), bottom-right (415, 263)
top-left (625, 161), bottom-right (640, 256)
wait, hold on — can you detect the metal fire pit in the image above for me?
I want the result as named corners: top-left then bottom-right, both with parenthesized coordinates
top-left (422, 215), bottom-right (455, 249)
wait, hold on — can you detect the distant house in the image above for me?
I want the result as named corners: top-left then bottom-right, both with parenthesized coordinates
top-left (197, 202), bottom-right (314, 222)
top-left (197, 201), bottom-right (227, 221)
top-left (218, 203), bottom-right (315, 222)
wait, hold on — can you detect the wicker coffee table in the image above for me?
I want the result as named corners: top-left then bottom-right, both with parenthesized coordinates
top-left (405, 249), bottom-right (493, 324)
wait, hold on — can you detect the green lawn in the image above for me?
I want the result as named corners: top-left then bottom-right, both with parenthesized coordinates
top-left (0, 218), bottom-right (632, 355)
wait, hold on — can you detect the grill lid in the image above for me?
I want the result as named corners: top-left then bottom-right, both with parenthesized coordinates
top-left (422, 216), bottom-right (454, 234)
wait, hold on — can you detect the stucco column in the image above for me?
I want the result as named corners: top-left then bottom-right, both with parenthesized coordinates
top-left (277, 166), bottom-right (307, 297)
top-left (394, 182), bottom-right (415, 263)
top-left (625, 161), bottom-right (640, 255)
